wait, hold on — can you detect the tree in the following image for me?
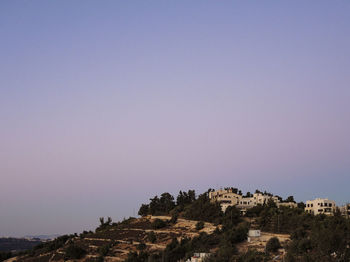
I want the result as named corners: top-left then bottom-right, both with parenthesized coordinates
top-left (223, 206), bottom-right (241, 227)
top-left (297, 202), bottom-right (305, 209)
top-left (96, 217), bottom-right (112, 231)
top-left (266, 237), bottom-right (281, 253)
top-left (64, 244), bottom-right (86, 259)
top-left (147, 231), bottom-right (157, 243)
top-left (160, 192), bottom-right (175, 213)
top-left (137, 242), bottom-right (146, 251)
top-left (176, 190), bottom-right (196, 207)
top-left (138, 204), bottom-right (149, 216)
top-left (97, 244), bottom-right (110, 256)
top-left (183, 193), bottom-right (223, 223)
top-left (196, 221), bottom-right (204, 230)
top-left (285, 196), bottom-right (295, 203)
top-left (0, 252), bottom-right (12, 262)
top-left (151, 218), bottom-right (167, 229)
top-left (170, 212), bottom-right (178, 224)
top-left (266, 198), bottom-right (277, 208)
top-left (149, 196), bottom-right (161, 215)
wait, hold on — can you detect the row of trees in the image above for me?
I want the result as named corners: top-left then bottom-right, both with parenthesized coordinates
top-left (285, 212), bottom-right (350, 261)
top-left (138, 190), bottom-right (226, 224)
top-left (138, 191), bottom-right (196, 217)
top-left (240, 199), bottom-right (350, 261)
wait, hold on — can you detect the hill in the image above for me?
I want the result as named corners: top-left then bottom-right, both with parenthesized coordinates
top-left (3, 188), bottom-right (350, 262)
top-left (0, 238), bottom-right (42, 252)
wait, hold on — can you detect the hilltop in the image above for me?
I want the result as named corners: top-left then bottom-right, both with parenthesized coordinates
top-left (2, 188), bottom-right (350, 262)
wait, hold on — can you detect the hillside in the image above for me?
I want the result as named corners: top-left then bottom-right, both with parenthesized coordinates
top-left (7, 216), bottom-right (218, 262)
top-left (6, 216), bottom-right (291, 262)
top-left (3, 188), bottom-right (350, 262)
top-left (0, 238), bottom-right (42, 252)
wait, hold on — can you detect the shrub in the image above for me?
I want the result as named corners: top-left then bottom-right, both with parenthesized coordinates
top-left (151, 219), bottom-right (167, 229)
top-left (196, 221), bottom-right (205, 230)
top-left (237, 249), bottom-right (270, 262)
top-left (64, 244), bottom-right (86, 259)
top-left (137, 242), bottom-right (146, 250)
top-left (169, 212), bottom-right (178, 224)
top-left (147, 231), bottom-right (157, 243)
top-left (0, 252), bottom-right (12, 262)
top-left (138, 204), bottom-right (149, 217)
top-left (97, 244), bottom-right (110, 256)
top-left (266, 237), bottom-right (281, 253)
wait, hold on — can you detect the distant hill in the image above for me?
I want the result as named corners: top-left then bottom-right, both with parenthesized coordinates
top-left (23, 235), bottom-right (60, 241)
top-left (0, 238), bottom-right (41, 252)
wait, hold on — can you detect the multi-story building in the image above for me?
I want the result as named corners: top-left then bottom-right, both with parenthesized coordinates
top-left (305, 198), bottom-right (336, 215)
top-left (209, 189), bottom-right (296, 213)
top-left (208, 188), bottom-right (241, 212)
top-left (277, 202), bottom-right (298, 208)
top-left (238, 193), bottom-right (280, 207)
top-left (340, 203), bottom-right (350, 218)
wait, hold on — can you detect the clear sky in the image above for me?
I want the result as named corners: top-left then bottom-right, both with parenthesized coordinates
top-left (1, 1), bottom-right (350, 237)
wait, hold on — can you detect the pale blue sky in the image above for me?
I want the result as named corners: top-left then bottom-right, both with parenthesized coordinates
top-left (1, 1), bottom-right (350, 236)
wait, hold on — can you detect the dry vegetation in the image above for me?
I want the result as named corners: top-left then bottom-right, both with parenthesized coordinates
top-left (9, 216), bottom-right (218, 262)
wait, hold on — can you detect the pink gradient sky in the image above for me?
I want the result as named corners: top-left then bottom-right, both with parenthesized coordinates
top-left (1, 1), bottom-right (350, 236)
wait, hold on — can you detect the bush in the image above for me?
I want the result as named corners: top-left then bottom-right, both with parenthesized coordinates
top-left (0, 252), bottom-right (12, 262)
top-left (266, 237), bottom-right (281, 253)
top-left (237, 249), bottom-right (270, 262)
top-left (97, 244), bottom-right (110, 256)
top-left (64, 244), bottom-right (86, 259)
top-left (137, 242), bottom-right (146, 250)
top-left (169, 212), bottom-right (178, 224)
top-left (125, 251), bottom-right (149, 262)
top-left (151, 218), bottom-right (167, 229)
top-left (138, 204), bottom-right (149, 217)
top-left (183, 193), bottom-right (223, 223)
top-left (196, 221), bottom-right (204, 230)
top-left (147, 231), bottom-right (157, 243)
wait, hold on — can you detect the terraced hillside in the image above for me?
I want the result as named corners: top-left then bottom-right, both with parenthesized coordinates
top-left (9, 216), bottom-right (217, 262)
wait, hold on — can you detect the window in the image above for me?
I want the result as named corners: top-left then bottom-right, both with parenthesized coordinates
top-left (321, 203), bottom-right (323, 207)
top-left (311, 204), bottom-right (313, 207)
top-left (324, 203), bottom-right (327, 207)
top-left (329, 203), bottom-right (332, 207)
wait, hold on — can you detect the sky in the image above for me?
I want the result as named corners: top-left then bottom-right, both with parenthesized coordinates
top-left (1, 1), bottom-right (350, 237)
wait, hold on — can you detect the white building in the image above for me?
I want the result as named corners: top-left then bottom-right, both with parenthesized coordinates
top-left (277, 202), bottom-right (298, 208)
top-left (247, 229), bottom-right (261, 242)
top-left (305, 198), bottom-right (336, 215)
top-left (340, 203), bottom-right (350, 218)
top-left (209, 189), bottom-right (296, 213)
top-left (185, 253), bottom-right (211, 262)
top-left (209, 188), bottom-right (241, 212)
top-left (238, 193), bottom-right (280, 207)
